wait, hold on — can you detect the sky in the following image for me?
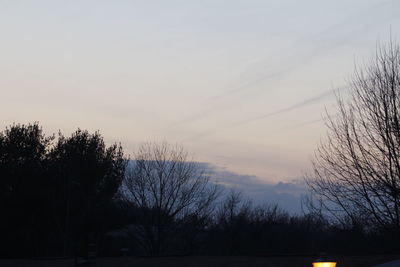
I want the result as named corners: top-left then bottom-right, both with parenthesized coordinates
top-left (0, 0), bottom-right (399, 212)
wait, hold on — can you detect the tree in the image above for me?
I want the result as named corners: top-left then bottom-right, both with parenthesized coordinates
top-left (122, 142), bottom-right (221, 255)
top-left (0, 123), bottom-right (127, 258)
top-left (307, 41), bottom-right (400, 231)
top-left (214, 190), bottom-right (253, 254)
top-left (0, 123), bottom-right (54, 257)
top-left (51, 129), bottom-right (126, 257)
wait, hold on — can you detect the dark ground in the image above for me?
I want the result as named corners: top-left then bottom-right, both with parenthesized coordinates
top-left (0, 255), bottom-right (399, 267)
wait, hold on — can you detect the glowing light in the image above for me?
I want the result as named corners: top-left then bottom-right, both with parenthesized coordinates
top-left (312, 262), bottom-right (337, 267)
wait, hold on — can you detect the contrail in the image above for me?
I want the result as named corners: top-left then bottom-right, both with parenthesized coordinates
top-left (273, 112), bottom-right (342, 134)
top-left (232, 89), bottom-right (335, 127)
top-left (172, 0), bottom-right (395, 129)
top-left (172, 0), bottom-right (397, 133)
top-left (183, 87), bottom-right (344, 142)
top-left (209, 0), bottom-right (397, 100)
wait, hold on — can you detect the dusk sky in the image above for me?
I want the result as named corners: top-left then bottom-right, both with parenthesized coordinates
top-left (1, 0), bottom-right (399, 212)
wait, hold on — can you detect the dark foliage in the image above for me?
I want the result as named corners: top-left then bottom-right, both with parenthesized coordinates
top-left (0, 123), bottom-right (126, 258)
top-left (50, 129), bottom-right (126, 257)
top-left (0, 123), bottom-right (54, 257)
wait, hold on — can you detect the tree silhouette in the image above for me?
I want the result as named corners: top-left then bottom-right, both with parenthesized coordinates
top-left (51, 129), bottom-right (126, 257)
top-left (122, 142), bottom-right (221, 255)
top-left (0, 123), bottom-right (54, 257)
top-left (0, 123), bottom-right (126, 258)
top-left (307, 41), bottom-right (400, 231)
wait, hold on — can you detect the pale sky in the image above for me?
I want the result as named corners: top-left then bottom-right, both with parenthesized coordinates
top-left (1, 0), bottom-right (399, 191)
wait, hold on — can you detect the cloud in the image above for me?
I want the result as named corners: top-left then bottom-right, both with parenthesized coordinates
top-left (171, 0), bottom-right (398, 131)
top-left (125, 160), bottom-right (308, 214)
top-left (183, 87), bottom-right (340, 142)
top-left (233, 89), bottom-right (334, 127)
top-left (201, 163), bottom-right (308, 214)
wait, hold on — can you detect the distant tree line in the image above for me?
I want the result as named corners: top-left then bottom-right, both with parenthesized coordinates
top-left (1, 123), bottom-right (399, 259)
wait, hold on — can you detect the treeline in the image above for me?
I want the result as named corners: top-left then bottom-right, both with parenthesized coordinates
top-left (0, 123), bottom-right (398, 259)
top-left (108, 192), bottom-right (400, 257)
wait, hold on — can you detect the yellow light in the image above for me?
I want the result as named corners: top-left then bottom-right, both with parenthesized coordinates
top-left (312, 262), bottom-right (337, 267)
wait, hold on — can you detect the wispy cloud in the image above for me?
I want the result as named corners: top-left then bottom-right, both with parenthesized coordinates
top-left (233, 89), bottom-right (334, 127)
top-left (171, 0), bottom-right (397, 129)
top-left (183, 88), bottom-right (339, 142)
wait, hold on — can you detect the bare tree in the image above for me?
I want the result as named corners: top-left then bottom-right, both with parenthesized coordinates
top-left (216, 190), bottom-right (252, 228)
top-left (122, 141), bottom-right (221, 255)
top-left (307, 41), bottom-right (400, 231)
